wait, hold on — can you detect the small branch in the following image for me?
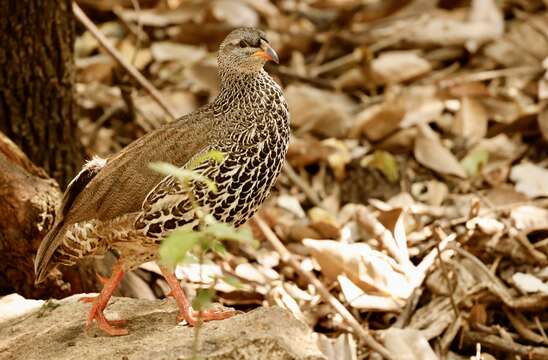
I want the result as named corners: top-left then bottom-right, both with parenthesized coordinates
top-left (434, 229), bottom-right (459, 319)
top-left (503, 306), bottom-right (548, 345)
top-left (437, 66), bottom-right (543, 88)
top-left (252, 216), bottom-right (394, 360)
top-left (282, 162), bottom-right (323, 207)
top-left (464, 330), bottom-right (548, 360)
top-left (73, 3), bottom-right (177, 121)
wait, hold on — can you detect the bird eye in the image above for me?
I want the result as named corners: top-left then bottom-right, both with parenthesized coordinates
top-left (239, 40), bottom-right (248, 48)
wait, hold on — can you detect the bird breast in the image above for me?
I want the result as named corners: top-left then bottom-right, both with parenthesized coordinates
top-left (136, 72), bottom-right (290, 240)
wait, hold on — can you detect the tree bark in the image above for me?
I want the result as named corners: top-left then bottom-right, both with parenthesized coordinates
top-left (0, 0), bottom-right (147, 300)
top-left (0, 131), bottom-right (128, 299)
top-left (0, 0), bottom-right (82, 189)
top-left (0, 132), bottom-right (64, 298)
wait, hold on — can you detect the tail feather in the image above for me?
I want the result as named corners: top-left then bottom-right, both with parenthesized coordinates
top-left (34, 221), bottom-right (65, 284)
top-left (34, 156), bottom-right (106, 284)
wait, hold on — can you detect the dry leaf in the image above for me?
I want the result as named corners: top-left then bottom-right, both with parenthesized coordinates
top-left (512, 272), bottom-right (548, 294)
top-left (352, 103), bottom-right (404, 141)
top-left (411, 181), bottom-right (448, 206)
top-left (120, 7), bottom-right (200, 27)
top-left (276, 194), bottom-right (306, 218)
top-left (338, 275), bottom-right (402, 311)
top-left (510, 163), bottom-right (548, 198)
top-left (134, 91), bottom-right (198, 131)
top-left (210, 0), bottom-right (259, 28)
top-left (414, 134), bottom-right (467, 178)
top-left (303, 239), bottom-right (414, 299)
top-left (383, 328), bottom-right (438, 360)
top-left (317, 333), bottom-right (357, 360)
top-left (466, 217), bottom-right (504, 235)
top-left (150, 42), bottom-right (207, 64)
top-left (175, 263), bottom-right (222, 284)
top-left (452, 97), bottom-right (488, 145)
top-left (286, 84), bottom-right (355, 138)
top-left (371, 51), bottom-right (432, 84)
top-left (405, 0), bottom-right (503, 47)
top-left (510, 206), bottom-right (548, 233)
top-left (539, 106), bottom-right (548, 141)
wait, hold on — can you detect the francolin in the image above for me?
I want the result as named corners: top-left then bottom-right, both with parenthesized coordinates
top-left (34, 27), bottom-right (289, 336)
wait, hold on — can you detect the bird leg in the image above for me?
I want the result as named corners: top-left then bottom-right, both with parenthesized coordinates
top-left (79, 263), bottom-right (128, 336)
top-left (160, 266), bottom-right (236, 326)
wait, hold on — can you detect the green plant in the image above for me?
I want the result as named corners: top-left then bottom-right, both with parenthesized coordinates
top-left (149, 150), bottom-right (256, 358)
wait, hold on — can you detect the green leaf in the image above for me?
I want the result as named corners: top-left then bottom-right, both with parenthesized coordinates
top-left (149, 161), bottom-right (218, 193)
top-left (192, 288), bottom-right (214, 311)
top-left (205, 222), bottom-right (255, 245)
top-left (188, 150), bottom-right (225, 170)
top-left (220, 275), bottom-right (243, 289)
top-left (159, 229), bottom-right (202, 267)
top-left (210, 240), bottom-right (227, 256)
top-left (461, 150), bottom-right (489, 177)
top-left (370, 150), bottom-right (400, 183)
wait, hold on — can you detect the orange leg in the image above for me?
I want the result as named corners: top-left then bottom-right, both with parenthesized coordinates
top-left (160, 266), bottom-right (236, 326)
top-left (79, 263), bottom-right (128, 336)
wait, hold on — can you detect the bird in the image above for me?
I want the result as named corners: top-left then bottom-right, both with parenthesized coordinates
top-left (34, 27), bottom-right (290, 336)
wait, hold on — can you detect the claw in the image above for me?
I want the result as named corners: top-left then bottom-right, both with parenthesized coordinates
top-left (177, 308), bottom-right (237, 326)
top-left (86, 303), bottom-right (128, 336)
top-left (160, 266), bottom-right (237, 327)
top-left (81, 263), bottom-right (128, 336)
top-left (79, 296), bottom-right (97, 304)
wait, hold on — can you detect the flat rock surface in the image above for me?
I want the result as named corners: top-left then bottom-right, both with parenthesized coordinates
top-left (0, 294), bottom-right (325, 360)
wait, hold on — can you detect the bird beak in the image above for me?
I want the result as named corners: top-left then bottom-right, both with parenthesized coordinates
top-left (253, 40), bottom-right (279, 64)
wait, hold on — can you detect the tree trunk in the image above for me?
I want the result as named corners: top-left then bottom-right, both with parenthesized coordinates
top-left (0, 131), bottom-right (67, 298)
top-left (0, 0), bottom-right (89, 299)
top-left (0, 0), bottom-right (82, 189)
top-left (0, 131), bottom-right (139, 299)
top-left (0, 1), bottom-right (147, 301)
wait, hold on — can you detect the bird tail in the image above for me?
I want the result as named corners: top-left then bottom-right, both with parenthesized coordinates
top-left (35, 156), bottom-right (106, 284)
top-left (34, 221), bottom-right (65, 284)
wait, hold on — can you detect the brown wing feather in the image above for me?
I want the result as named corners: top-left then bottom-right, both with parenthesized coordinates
top-left (35, 108), bottom-right (215, 282)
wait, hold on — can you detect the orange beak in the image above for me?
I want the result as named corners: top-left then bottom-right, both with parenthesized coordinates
top-left (253, 40), bottom-right (279, 64)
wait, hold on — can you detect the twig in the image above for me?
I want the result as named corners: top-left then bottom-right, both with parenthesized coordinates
top-left (464, 330), bottom-right (548, 360)
top-left (252, 216), bottom-right (394, 360)
top-left (268, 65), bottom-right (335, 90)
top-left (439, 315), bottom-right (463, 355)
top-left (474, 192), bottom-right (547, 264)
top-left (309, 48), bottom-right (363, 77)
top-left (438, 66), bottom-right (543, 88)
top-left (282, 162), bottom-right (323, 207)
top-left (534, 316), bottom-right (548, 342)
top-left (434, 229), bottom-right (459, 319)
top-left (73, 3), bottom-right (177, 121)
top-left (89, 103), bottom-right (125, 146)
top-left (392, 286), bottom-right (423, 329)
top-left (503, 306), bottom-right (548, 345)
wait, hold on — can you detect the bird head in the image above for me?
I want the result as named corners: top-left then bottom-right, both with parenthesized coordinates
top-left (218, 28), bottom-right (279, 75)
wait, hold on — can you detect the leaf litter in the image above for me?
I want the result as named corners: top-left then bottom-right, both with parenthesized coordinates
top-left (75, 0), bottom-right (548, 358)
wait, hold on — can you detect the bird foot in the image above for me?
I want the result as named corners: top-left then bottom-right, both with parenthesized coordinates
top-left (161, 267), bottom-right (237, 327)
top-left (79, 296), bottom-right (99, 304)
top-left (85, 302), bottom-right (128, 336)
top-left (176, 307), bottom-right (237, 326)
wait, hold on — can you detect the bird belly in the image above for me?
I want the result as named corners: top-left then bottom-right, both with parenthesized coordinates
top-left (135, 138), bottom-right (286, 240)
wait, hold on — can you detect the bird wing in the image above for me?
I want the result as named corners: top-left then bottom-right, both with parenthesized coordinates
top-left (34, 107), bottom-right (215, 282)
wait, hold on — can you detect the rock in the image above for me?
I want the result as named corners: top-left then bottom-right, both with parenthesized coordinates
top-left (0, 295), bottom-right (326, 360)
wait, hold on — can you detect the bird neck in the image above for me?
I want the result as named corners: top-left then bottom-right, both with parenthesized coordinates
top-left (215, 69), bottom-right (279, 111)
top-left (212, 67), bottom-right (289, 148)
